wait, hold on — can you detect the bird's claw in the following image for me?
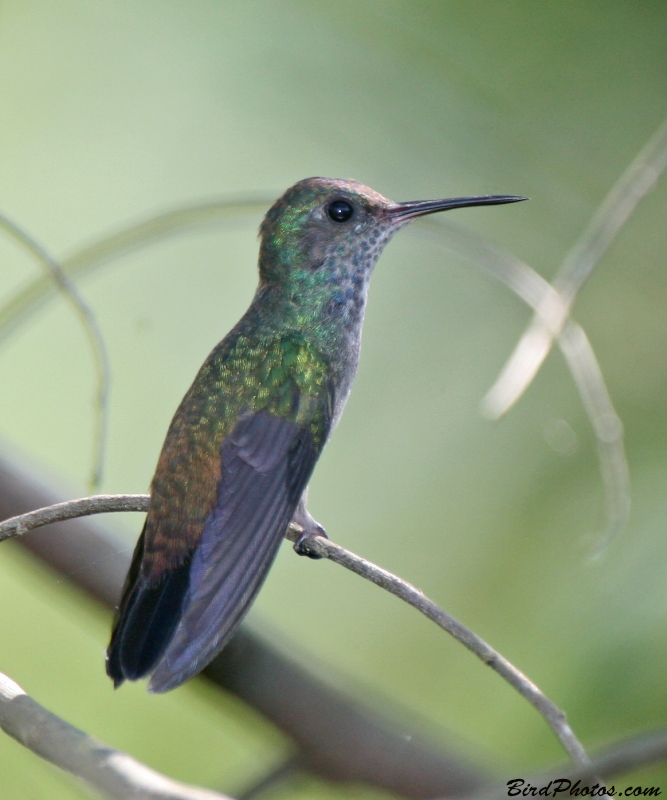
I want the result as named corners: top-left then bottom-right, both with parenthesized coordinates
top-left (293, 524), bottom-right (328, 559)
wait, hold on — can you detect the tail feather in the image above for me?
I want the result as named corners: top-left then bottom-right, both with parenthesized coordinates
top-left (106, 527), bottom-right (192, 685)
top-left (107, 409), bottom-right (327, 692)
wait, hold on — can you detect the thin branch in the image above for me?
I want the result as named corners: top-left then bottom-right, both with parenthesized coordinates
top-left (0, 671), bottom-right (232, 800)
top-left (0, 494), bottom-right (590, 768)
top-left (0, 213), bottom-right (111, 490)
top-left (0, 452), bottom-right (486, 799)
top-left (0, 493), bottom-right (149, 543)
top-left (482, 114), bottom-right (667, 420)
top-left (9, 495), bottom-right (667, 800)
top-left (285, 527), bottom-right (589, 768)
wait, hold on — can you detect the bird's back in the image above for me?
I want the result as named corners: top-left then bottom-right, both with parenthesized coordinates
top-left (107, 311), bottom-right (334, 692)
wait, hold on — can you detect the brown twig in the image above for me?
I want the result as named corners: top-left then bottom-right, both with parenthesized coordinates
top-left (0, 491), bottom-right (590, 768)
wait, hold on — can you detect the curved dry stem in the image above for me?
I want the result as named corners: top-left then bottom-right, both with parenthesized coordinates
top-left (0, 214), bottom-right (111, 490)
top-left (0, 671), bottom-right (232, 800)
top-left (556, 116), bottom-right (667, 301)
top-left (558, 323), bottom-right (630, 555)
top-left (483, 114), bottom-right (667, 420)
top-left (415, 219), bottom-right (631, 550)
top-left (0, 494), bottom-right (590, 768)
top-left (0, 198), bottom-right (272, 346)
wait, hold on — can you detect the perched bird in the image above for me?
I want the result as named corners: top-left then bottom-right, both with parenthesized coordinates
top-left (107, 177), bottom-right (526, 693)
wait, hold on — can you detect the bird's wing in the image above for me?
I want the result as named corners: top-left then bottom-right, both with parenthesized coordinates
top-left (148, 409), bottom-right (320, 692)
top-left (107, 332), bottom-right (332, 692)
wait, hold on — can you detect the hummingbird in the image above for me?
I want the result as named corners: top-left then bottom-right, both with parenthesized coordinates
top-left (106, 177), bottom-right (526, 693)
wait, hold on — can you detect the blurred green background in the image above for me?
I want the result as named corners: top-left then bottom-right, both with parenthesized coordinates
top-left (0, 1), bottom-right (666, 797)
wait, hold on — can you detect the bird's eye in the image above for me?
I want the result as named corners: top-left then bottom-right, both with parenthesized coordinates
top-left (327, 199), bottom-right (354, 223)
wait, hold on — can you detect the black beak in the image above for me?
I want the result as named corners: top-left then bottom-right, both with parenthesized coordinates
top-left (385, 194), bottom-right (528, 220)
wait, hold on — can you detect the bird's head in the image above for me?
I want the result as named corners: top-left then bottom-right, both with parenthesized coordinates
top-left (258, 176), bottom-right (526, 289)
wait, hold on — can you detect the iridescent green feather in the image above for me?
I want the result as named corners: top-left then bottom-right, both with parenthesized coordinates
top-left (144, 328), bottom-right (330, 579)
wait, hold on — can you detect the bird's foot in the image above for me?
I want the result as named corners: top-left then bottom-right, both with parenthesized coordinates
top-left (291, 493), bottom-right (329, 559)
top-left (294, 525), bottom-right (329, 559)
top-left (293, 522), bottom-right (328, 559)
